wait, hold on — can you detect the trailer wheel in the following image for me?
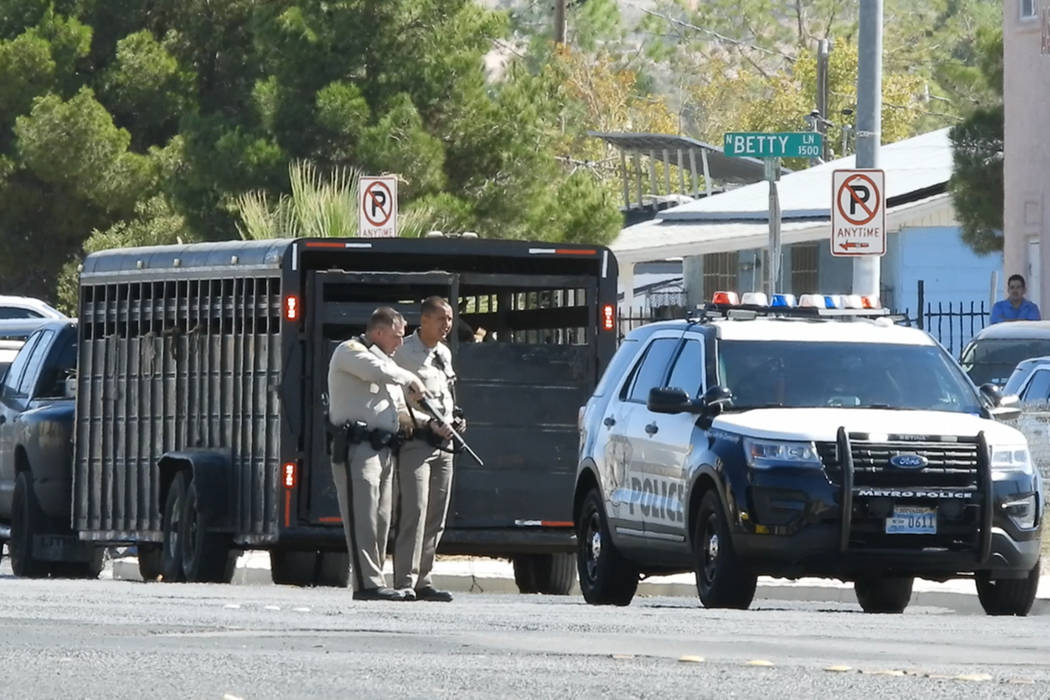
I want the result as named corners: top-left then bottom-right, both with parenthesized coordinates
top-left (512, 555), bottom-right (539, 593)
top-left (317, 551), bottom-right (351, 588)
top-left (180, 477), bottom-right (236, 583)
top-left (11, 471), bottom-right (48, 578)
top-left (976, 561), bottom-right (1040, 616)
top-left (49, 548), bottom-right (105, 579)
top-left (270, 550), bottom-right (318, 586)
top-left (138, 544), bottom-right (163, 581)
top-left (161, 472), bottom-right (188, 582)
top-left (513, 553), bottom-right (576, 595)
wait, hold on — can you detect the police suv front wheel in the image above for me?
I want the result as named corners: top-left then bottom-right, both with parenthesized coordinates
top-left (575, 488), bottom-right (638, 606)
top-left (693, 491), bottom-right (757, 609)
top-left (976, 560), bottom-right (1040, 616)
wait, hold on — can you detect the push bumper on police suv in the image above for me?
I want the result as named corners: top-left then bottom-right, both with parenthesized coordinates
top-left (725, 429), bottom-right (1043, 580)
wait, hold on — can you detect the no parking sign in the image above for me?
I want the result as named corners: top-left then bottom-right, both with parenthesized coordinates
top-left (358, 175), bottom-right (398, 237)
top-left (831, 169), bottom-right (885, 257)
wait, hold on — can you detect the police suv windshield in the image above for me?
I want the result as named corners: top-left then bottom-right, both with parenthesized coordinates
top-left (720, 340), bottom-right (982, 414)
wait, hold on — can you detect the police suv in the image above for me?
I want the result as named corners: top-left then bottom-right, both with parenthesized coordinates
top-left (573, 293), bottom-right (1044, 615)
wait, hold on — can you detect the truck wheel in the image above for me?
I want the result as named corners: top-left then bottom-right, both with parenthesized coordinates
top-left (161, 472), bottom-right (188, 582)
top-left (138, 544), bottom-right (164, 581)
top-left (693, 491), bottom-right (757, 609)
top-left (575, 488), bottom-right (638, 605)
top-left (976, 561), bottom-right (1040, 616)
top-left (317, 551), bottom-right (351, 588)
top-left (180, 477), bottom-right (236, 583)
top-left (854, 576), bottom-right (914, 613)
top-left (49, 548), bottom-right (105, 579)
top-left (11, 471), bottom-right (47, 578)
top-left (270, 550), bottom-right (319, 586)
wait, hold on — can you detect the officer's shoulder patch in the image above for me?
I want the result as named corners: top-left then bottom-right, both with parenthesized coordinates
top-left (344, 338), bottom-right (368, 352)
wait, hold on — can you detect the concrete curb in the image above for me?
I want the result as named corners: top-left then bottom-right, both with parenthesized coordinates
top-left (110, 557), bottom-right (1050, 614)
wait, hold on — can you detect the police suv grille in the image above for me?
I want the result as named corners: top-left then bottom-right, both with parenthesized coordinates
top-left (817, 440), bottom-right (980, 489)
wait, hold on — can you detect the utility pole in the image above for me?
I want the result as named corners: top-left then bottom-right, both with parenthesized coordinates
top-left (554, 0), bottom-right (567, 45)
top-left (815, 39), bottom-right (832, 160)
top-left (853, 0), bottom-right (881, 297)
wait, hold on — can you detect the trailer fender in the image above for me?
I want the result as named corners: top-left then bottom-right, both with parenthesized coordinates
top-left (157, 450), bottom-right (234, 529)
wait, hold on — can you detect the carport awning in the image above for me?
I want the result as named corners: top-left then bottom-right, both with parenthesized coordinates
top-left (588, 132), bottom-right (788, 184)
top-left (610, 191), bottom-right (952, 266)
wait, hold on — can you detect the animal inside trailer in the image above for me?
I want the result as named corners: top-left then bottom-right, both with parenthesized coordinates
top-left (71, 237), bottom-right (618, 590)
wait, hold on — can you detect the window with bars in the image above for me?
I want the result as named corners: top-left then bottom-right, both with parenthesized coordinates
top-left (790, 243), bottom-right (819, 294)
top-left (702, 252), bottom-right (738, 300)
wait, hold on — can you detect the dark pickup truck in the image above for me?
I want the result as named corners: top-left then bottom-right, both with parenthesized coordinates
top-left (0, 319), bottom-right (103, 577)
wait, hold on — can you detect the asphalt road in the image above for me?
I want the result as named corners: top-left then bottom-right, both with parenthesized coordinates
top-left (0, 560), bottom-right (1048, 699)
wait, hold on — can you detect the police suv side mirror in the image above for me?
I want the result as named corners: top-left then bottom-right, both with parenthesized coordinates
top-left (978, 382), bottom-right (1003, 406)
top-left (648, 387), bottom-right (700, 414)
top-left (980, 383), bottom-right (1022, 421)
top-left (701, 385), bottom-right (733, 413)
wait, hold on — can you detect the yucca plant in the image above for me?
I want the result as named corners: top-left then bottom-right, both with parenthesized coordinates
top-left (237, 161), bottom-right (435, 239)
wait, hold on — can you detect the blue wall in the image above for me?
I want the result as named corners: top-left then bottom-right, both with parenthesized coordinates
top-left (889, 226), bottom-right (1002, 314)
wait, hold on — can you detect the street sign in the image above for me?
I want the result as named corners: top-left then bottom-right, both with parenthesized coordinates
top-left (358, 175), bottom-right (398, 237)
top-left (831, 169), bottom-right (885, 257)
top-left (723, 132), bottom-right (823, 159)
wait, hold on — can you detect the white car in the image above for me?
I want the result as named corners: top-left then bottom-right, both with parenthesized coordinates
top-left (0, 295), bottom-right (66, 320)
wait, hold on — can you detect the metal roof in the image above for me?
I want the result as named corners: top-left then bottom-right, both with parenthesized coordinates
top-left (589, 131), bottom-right (787, 184)
top-left (658, 128), bottom-right (951, 221)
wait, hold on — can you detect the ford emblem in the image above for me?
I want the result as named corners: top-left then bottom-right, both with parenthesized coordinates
top-left (889, 454), bottom-right (927, 469)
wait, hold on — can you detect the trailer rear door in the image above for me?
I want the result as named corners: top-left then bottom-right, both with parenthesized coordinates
top-left (449, 271), bottom-right (597, 530)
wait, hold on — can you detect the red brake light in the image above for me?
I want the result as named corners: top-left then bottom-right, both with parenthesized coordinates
top-left (284, 295), bottom-right (300, 321)
top-left (283, 462), bottom-right (297, 489)
top-left (601, 304), bottom-right (615, 331)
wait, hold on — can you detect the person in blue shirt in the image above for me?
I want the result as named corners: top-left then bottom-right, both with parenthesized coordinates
top-left (990, 274), bottom-right (1041, 323)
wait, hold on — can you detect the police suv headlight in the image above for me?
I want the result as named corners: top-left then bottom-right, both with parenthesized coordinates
top-left (989, 443), bottom-right (1034, 475)
top-left (743, 438), bottom-right (823, 470)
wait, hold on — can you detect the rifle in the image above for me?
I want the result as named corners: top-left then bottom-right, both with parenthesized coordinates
top-left (418, 393), bottom-right (484, 467)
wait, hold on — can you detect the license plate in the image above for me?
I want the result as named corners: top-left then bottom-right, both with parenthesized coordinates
top-left (885, 506), bottom-right (937, 534)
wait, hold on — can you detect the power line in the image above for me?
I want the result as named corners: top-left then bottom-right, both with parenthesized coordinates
top-left (631, 4), bottom-right (796, 63)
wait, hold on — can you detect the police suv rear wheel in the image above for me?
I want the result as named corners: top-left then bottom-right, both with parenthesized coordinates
top-left (976, 560), bottom-right (1040, 616)
top-left (693, 491), bottom-right (756, 609)
top-left (576, 488), bottom-right (638, 606)
top-left (853, 576), bottom-right (913, 613)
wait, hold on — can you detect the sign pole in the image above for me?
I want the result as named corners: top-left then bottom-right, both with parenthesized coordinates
top-left (765, 157), bottom-right (781, 295)
top-left (722, 132), bottom-right (821, 296)
top-left (853, 0), bottom-right (882, 296)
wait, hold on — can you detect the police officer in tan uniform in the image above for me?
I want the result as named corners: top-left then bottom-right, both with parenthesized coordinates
top-left (328, 307), bottom-right (427, 601)
top-left (393, 296), bottom-right (460, 602)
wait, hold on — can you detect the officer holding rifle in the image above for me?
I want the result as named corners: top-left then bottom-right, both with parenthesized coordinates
top-left (327, 307), bottom-right (428, 601)
top-left (391, 296), bottom-right (467, 602)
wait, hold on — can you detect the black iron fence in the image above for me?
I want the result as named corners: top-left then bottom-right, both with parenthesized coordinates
top-left (618, 281), bottom-right (990, 358)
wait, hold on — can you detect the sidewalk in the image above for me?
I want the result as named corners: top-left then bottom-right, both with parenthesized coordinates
top-left (110, 553), bottom-right (1050, 613)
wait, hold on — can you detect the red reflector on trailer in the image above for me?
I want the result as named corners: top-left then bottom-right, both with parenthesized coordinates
top-left (601, 304), bottom-right (615, 331)
top-left (554, 248), bottom-right (597, 255)
top-left (284, 295), bottom-right (300, 322)
top-left (283, 462), bottom-right (297, 489)
top-left (303, 241), bottom-right (346, 249)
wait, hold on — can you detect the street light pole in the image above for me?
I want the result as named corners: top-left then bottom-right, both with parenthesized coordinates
top-left (853, 0), bottom-right (882, 297)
